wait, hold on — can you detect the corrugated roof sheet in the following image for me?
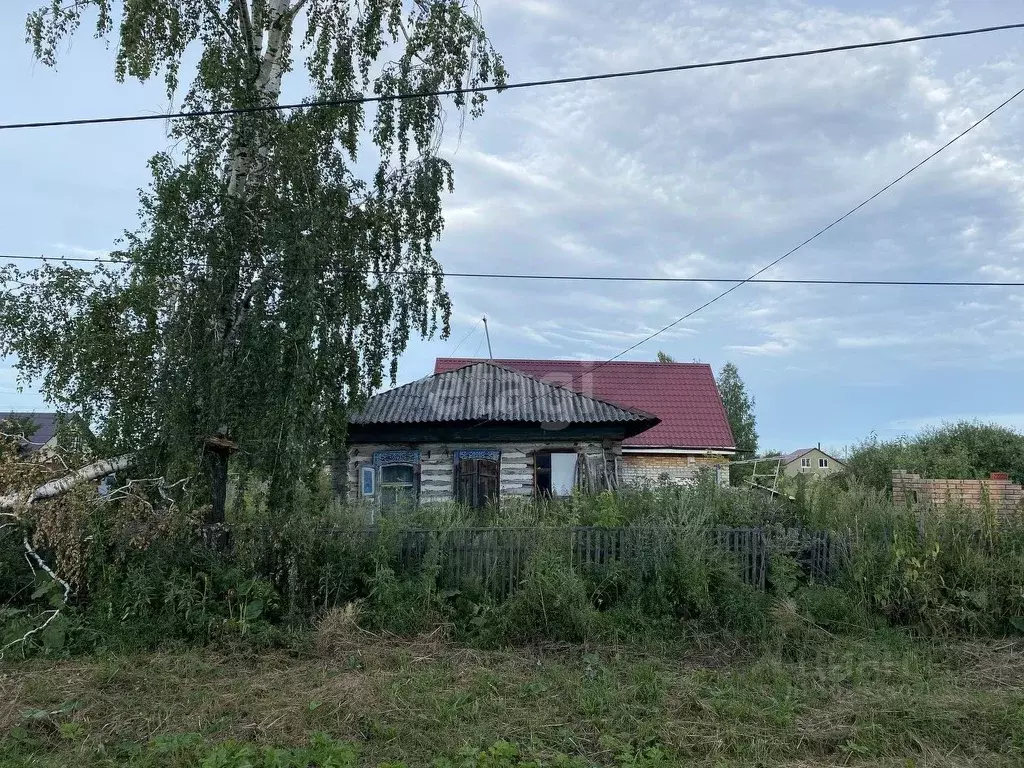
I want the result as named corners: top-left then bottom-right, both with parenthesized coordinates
top-left (434, 358), bottom-right (735, 450)
top-left (351, 362), bottom-right (659, 427)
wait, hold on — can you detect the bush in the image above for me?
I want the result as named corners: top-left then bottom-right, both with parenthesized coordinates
top-left (846, 421), bottom-right (1024, 489)
top-left (12, 453), bottom-right (1024, 658)
top-left (489, 539), bottom-right (596, 644)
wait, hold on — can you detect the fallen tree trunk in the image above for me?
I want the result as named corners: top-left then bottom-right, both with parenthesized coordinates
top-left (0, 454), bottom-right (135, 509)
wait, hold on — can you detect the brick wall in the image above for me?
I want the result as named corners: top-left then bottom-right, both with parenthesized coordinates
top-left (622, 453), bottom-right (729, 487)
top-left (892, 470), bottom-right (1024, 519)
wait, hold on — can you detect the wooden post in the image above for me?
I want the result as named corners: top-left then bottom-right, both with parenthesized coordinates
top-left (203, 433), bottom-right (239, 549)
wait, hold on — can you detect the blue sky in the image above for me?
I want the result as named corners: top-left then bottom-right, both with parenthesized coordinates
top-left (2, 0), bottom-right (1024, 454)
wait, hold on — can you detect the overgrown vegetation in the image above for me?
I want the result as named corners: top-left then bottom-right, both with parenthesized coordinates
top-left (845, 420), bottom-right (1024, 488)
top-left (5, 458), bottom-right (1024, 661)
top-left (6, 432), bottom-right (1024, 764)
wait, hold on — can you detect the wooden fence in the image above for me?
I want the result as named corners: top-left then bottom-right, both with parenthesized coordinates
top-left (377, 526), bottom-right (775, 600)
top-left (795, 527), bottom-right (849, 583)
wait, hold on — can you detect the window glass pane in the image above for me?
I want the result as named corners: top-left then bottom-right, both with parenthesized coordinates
top-left (550, 453), bottom-right (578, 496)
top-left (381, 485), bottom-right (416, 509)
top-left (381, 464), bottom-right (414, 484)
top-left (361, 466), bottom-right (375, 496)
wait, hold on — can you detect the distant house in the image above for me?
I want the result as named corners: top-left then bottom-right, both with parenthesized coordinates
top-left (0, 412), bottom-right (59, 456)
top-left (346, 361), bottom-right (659, 510)
top-left (434, 358), bottom-right (735, 486)
top-left (780, 445), bottom-right (844, 479)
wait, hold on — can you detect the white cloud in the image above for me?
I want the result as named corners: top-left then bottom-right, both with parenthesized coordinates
top-left (835, 334), bottom-right (914, 349)
top-left (885, 413), bottom-right (1024, 434)
top-left (50, 243), bottom-right (111, 259)
top-left (7, 0), bottom-right (1024, 449)
top-left (727, 340), bottom-right (797, 357)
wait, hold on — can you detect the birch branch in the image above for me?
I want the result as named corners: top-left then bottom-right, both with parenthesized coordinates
top-left (201, 0), bottom-right (243, 50)
top-left (0, 535), bottom-right (74, 660)
top-left (0, 454), bottom-right (135, 509)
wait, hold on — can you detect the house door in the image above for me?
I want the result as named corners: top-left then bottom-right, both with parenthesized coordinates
top-left (457, 458), bottom-right (500, 509)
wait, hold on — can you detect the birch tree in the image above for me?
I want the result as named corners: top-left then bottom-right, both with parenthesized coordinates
top-left (1, 1), bottom-right (505, 516)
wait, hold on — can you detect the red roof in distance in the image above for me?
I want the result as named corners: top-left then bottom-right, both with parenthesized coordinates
top-left (434, 358), bottom-right (735, 450)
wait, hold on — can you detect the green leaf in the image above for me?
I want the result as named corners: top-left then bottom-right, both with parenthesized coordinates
top-left (30, 580), bottom-right (54, 600)
top-left (244, 599), bottom-right (264, 620)
top-left (41, 620), bottom-right (66, 652)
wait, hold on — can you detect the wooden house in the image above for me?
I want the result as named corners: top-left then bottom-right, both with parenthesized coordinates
top-left (346, 361), bottom-right (659, 510)
top-left (435, 358), bottom-right (735, 485)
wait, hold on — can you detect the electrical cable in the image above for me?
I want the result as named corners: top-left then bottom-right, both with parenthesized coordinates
top-left (2, 23), bottom-right (1022, 131)
top-left (2, 253), bottom-right (1022, 287)
top-left (454, 80), bottom-right (1024, 433)
top-left (448, 318), bottom-right (482, 356)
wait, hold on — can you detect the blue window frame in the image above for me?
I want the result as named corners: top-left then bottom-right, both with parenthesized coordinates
top-left (360, 465), bottom-right (376, 497)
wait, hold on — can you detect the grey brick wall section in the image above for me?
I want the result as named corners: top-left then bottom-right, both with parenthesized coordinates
top-left (892, 470), bottom-right (1024, 520)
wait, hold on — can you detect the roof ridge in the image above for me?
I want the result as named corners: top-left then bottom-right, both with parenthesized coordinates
top-left (437, 357), bottom-right (712, 368)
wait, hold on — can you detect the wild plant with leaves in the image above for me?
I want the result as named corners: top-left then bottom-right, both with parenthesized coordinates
top-left (1, 1), bottom-right (506, 517)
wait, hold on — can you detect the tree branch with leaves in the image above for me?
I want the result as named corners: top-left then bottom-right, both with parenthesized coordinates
top-left (5, 1), bottom-right (506, 519)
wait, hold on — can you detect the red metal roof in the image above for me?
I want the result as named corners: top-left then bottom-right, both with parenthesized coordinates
top-left (434, 358), bottom-right (735, 450)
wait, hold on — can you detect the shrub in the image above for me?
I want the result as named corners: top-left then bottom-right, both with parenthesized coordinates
top-left (490, 538), bottom-right (596, 644)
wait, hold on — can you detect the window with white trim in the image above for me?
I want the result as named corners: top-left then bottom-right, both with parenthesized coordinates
top-left (819, 458), bottom-right (829, 469)
top-left (800, 457), bottom-right (811, 468)
top-left (380, 464), bottom-right (417, 508)
top-left (367, 450), bottom-right (421, 511)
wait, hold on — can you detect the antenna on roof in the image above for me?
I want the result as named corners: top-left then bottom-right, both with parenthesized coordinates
top-left (482, 316), bottom-right (493, 359)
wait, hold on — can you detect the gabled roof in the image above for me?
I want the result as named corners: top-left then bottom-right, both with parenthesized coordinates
top-left (352, 361), bottom-right (659, 432)
top-left (0, 412), bottom-right (57, 454)
top-left (781, 447), bottom-right (845, 465)
top-left (434, 358), bottom-right (734, 450)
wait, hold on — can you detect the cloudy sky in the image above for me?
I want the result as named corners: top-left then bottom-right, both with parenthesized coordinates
top-left (2, 0), bottom-right (1023, 453)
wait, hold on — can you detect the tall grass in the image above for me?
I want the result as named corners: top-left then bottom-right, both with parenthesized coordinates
top-left (6, 468), bottom-right (1024, 658)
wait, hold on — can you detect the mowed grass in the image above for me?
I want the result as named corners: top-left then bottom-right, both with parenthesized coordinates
top-left (1, 631), bottom-right (1023, 767)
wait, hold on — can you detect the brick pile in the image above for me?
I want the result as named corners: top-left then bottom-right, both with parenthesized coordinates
top-left (892, 470), bottom-right (1024, 519)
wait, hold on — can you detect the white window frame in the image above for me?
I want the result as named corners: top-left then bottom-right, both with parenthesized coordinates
top-left (819, 458), bottom-right (829, 469)
top-left (800, 457), bottom-right (811, 468)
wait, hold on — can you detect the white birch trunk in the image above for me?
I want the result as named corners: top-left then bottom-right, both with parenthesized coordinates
top-left (226, 0), bottom-right (292, 200)
top-left (0, 454), bottom-right (135, 510)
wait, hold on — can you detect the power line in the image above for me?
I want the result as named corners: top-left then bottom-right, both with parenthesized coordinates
top-left (2, 252), bottom-right (1021, 287)
top-left (448, 318), bottom-right (482, 356)
top-left (456, 81), bottom-right (1024, 434)
top-left (470, 332), bottom-right (487, 359)
top-left (595, 82), bottom-right (1024, 366)
top-left (2, 23), bottom-right (1022, 131)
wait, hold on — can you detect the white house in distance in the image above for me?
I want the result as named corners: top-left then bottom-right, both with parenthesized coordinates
top-left (780, 444), bottom-right (845, 479)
